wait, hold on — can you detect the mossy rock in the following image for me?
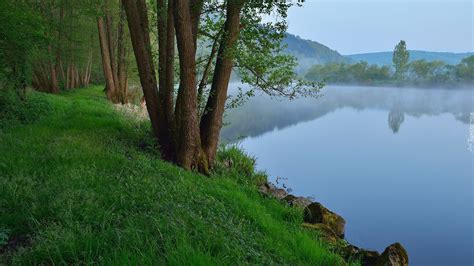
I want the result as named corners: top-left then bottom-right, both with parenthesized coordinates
top-left (376, 243), bottom-right (408, 266)
top-left (303, 202), bottom-right (346, 238)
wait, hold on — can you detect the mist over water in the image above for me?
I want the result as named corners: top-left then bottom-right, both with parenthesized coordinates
top-left (223, 84), bottom-right (473, 265)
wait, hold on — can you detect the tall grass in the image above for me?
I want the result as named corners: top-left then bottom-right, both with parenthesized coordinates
top-left (0, 86), bottom-right (345, 265)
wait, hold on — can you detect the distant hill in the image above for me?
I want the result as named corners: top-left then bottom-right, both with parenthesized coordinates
top-left (282, 33), bottom-right (348, 73)
top-left (346, 51), bottom-right (474, 66)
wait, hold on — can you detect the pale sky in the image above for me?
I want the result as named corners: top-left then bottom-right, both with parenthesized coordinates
top-left (283, 0), bottom-right (473, 55)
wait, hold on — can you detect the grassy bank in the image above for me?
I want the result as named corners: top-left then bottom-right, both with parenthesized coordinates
top-left (0, 87), bottom-right (345, 265)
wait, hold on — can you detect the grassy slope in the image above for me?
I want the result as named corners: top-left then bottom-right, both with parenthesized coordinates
top-left (0, 87), bottom-right (344, 265)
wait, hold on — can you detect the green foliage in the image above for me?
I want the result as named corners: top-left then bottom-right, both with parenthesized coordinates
top-left (214, 145), bottom-right (268, 186)
top-left (0, 87), bottom-right (344, 265)
top-left (197, 1), bottom-right (322, 103)
top-left (305, 55), bottom-right (474, 86)
top-left (0, 90), bottom-right (52, 129)
top-left (455, 55), bottom-right (474, 81)
top-left (392, 40), bottom-right (410, 80)
top-left (305, 62), bottom-right (392, 85)
top-left (0, 0), bottom-right (46, 94)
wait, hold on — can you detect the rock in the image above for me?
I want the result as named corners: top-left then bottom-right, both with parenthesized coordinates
top-left (360, 249), bottom-right (380, 266)
top-left (283, 194), bottom-right (312, 208)
top-left (303, 202), bottom-right (346, 238)
top-left (376, 243), bottom-right (408, 266)
top-left (302, 223), bottom-right (340, 244)
top-left (339, 244), bottom-right (380, 265)
top-left (271, 188), bottom-right (288, 199)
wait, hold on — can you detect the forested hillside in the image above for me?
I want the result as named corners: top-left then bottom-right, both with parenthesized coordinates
top-left (282, 34), bottom-right (348, 73)
top-left (346, 51), bottom-right (474, 66)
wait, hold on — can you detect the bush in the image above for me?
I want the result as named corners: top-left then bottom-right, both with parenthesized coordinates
top-left (214, 145), bottom-right (268, 186)
top-left (0, 90), bottom-right (52, 129)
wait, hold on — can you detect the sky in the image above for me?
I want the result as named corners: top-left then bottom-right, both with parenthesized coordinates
top-left (282, 0), bottom-right (473, 55)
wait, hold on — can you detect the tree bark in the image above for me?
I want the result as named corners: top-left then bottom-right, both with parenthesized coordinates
top-left (122, 0), bottom-right (161, 141)
top-left (104, 0), bottom-right (120, 101)
top-left (54, 2), bottom-right (65, 88)
top-left (156, 0), bottom-right (176, 160)
top-left (200, 1), bottom-right (243, 167)
top-left (97, 16), bottom-right (116, 101)
top-left (117, 2), bottom-right (128, 103)
top-left (173, 0), bottom-right (201, 170)
top-left (189, 0), bottom-right (203, 49)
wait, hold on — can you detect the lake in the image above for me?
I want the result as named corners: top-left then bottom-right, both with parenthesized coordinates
top-left (222, 84), bottom-right (473, 266)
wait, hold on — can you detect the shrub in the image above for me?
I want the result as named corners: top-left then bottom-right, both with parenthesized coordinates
top-left (0, 89), bottom-right (52, 129)
top-left (214, 145), bottom-right (268, 186)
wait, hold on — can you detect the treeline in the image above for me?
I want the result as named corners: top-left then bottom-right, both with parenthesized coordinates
top-left (305, 56), bottom-right (474, 86)
top-left (0, 0), bottom-right (135, 103)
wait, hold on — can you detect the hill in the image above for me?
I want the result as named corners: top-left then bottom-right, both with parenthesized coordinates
top-left (0, 87), bottom-right (344, 264)
top-left (346, 51), bottom-right (474, 66)
top-left (282, 33), bottom-right (348, 73)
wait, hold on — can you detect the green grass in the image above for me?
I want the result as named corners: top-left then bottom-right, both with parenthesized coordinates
top-left (0, 86), bottom-right (345, 265)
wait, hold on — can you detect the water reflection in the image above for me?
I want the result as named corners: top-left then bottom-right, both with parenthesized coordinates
top-left (222, 84), bottom-right (473, 141)
top-left (223, 84), bottom-right (473, 265)
top-left (388, 110), bottom-right (404, 133)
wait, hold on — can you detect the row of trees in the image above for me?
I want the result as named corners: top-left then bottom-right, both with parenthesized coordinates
top-left (305, 40), bottom-right (473, 86)
top-left (305, 56), bottom-right (474, 86)
top-left (0, 0), bottom-right (133, 103)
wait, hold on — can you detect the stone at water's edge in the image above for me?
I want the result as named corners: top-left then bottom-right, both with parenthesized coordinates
top-left (303, 202), bottom-right (346, 238)
top-left (258, 182), bottom-right (408, 265)
top-left (376, 243), bottom-right (409, 266)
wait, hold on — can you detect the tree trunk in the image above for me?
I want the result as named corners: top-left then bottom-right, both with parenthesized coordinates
top-left (156, 0), bottom-right (176, 160)
top-left (117, 2), bottom-right (128, 103)
top-left (48, 45), bottom-right (59, 93)
top-left (200, 1), bottom-right (243, 167)
top-left (122, 0), bottom-right (161, 141)
top-left (105, 0), bottom-right (120, 101)
top-left (97, 16), bottom-right (116, 101)
top-left (189, 0), bottom-right (203, 49)
top-left (55, 2), bottom-right (65, 88)
top-left (173, 0), bottom-right (201, 170)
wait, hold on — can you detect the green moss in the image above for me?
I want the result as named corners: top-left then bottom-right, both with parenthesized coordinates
top-left (0, 86), bottom-right (345, 265)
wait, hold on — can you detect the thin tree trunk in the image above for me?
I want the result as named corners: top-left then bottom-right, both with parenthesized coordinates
top-left (105, 0), bottom-right (120, 101)
top-left (197, 27), bottom-right (222, 106)
top-left (97, 16), bottom-right (116, 101)
top-left (200, 1), bottom-right (243, 167)
top-left (48, 45), bottom-right (59, 93)
top-left (55, 2), bottom-right (65, 88)
top-left (117, 2), bottom-right (128, 103)
top-left (173, 0), bottom-right (201, 170)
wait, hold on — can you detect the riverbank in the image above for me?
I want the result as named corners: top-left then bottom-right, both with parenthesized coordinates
top-left (0, 87), bottom-right (407, 265)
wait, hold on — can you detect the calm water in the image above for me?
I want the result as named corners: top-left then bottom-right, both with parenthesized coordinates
top-left (223, 85), bottom-right (473, 266)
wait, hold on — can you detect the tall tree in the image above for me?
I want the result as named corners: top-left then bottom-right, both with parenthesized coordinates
top-left (123, 0), bottom-right (317, 173)
top-left (98, 0), bottom-right (129, 104)
top-left (393, 40), bottom-right (410, 80)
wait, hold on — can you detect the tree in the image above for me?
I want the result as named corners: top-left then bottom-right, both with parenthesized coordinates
top-left (122, 0), bottom-right (316, 173)
top-left (455, 55), bottom-right (474, 82)
top-left (0, 0), bottom-right (45, 98)
top-left (98, 0), bottom-right (130, 104)
top-left (392, 40), bottom-right (410, 80)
